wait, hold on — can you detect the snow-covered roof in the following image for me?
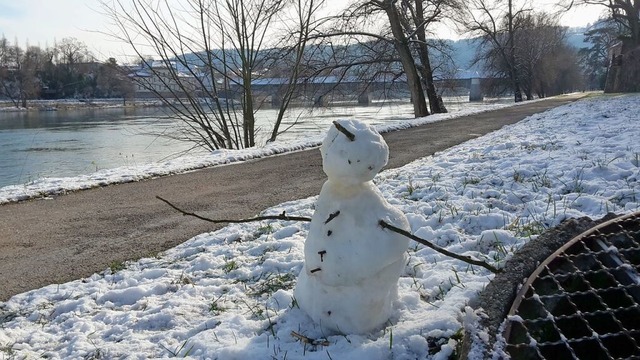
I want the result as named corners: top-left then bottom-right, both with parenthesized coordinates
top-left (128, 71), bottom-right (152, 78)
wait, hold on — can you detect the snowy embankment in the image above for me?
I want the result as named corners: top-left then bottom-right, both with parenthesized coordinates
top-left (0, 94), bottom-right (639, 359)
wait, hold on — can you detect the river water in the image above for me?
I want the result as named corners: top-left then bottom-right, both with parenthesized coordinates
top-left (0, 98), bottom-right (499, 188)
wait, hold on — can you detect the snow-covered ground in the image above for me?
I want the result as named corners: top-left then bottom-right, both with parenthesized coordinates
top-left (1, 93), bottom-right (639, 359)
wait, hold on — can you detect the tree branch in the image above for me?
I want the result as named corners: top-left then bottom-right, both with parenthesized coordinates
top-left (379, 220), bottom-right (501, 274)
top-left (308, 31), bottom-right (392, 43)
top-left (332, 121), bottom-right (355, 141)
top-left (156, 196), bottom-right (312, 223)
top-left (290, 331), bottom-right (330, 346)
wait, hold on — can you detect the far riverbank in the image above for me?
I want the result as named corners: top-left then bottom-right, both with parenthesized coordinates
top-left (0, 98), bottom-right (162, 112)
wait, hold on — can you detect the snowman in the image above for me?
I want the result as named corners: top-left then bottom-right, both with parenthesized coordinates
top-left (294, 119), bottom-right (410, 335)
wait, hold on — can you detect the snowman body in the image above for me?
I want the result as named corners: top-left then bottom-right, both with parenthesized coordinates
top-left (294, 120), bottom-right (410, 335)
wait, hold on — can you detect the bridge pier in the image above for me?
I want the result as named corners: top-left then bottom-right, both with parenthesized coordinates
top-left (357, 92), bottom-right (372, 105)
top-left (315, 95), bottom-right (329, 107)
top-left (271, 94), bottom-right (282, 107)
top-left (469, 78), bottom-right (483, 102)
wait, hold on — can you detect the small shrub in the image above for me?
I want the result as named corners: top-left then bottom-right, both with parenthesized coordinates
top-left (222, 260), bottom-right (239, 273)
top-left (109, 260), bottom-right (126, 273)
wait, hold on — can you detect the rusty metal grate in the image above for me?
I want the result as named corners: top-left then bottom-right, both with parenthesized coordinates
top-left (503, 211), bottom-right (640, 359)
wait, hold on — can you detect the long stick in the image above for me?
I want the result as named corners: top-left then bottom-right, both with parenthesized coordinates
top-left (157, 196), bottom-right (500, 273)
top-left (290, 331), bottom-right (330, 346)
top-left (156, 196), bottom-right (312, 223)
top-left (379, 220), bottom-right (501, 274)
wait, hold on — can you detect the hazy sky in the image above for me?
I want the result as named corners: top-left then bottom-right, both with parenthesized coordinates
top-left (0, 0), bottom-right (604, 62)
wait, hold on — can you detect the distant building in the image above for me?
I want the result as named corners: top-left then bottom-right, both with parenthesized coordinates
top-left (126, 60), bottom-right (199, 98)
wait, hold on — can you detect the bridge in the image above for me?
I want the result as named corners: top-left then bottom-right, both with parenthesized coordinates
top-left (238, 69), bottom-right (487, 107)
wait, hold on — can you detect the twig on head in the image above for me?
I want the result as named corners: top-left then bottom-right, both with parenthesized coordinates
top-left (332, 121), bottom-right (355, 141)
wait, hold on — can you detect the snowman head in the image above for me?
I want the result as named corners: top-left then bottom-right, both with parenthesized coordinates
top-left (321, 119), bottom-right (389, 184)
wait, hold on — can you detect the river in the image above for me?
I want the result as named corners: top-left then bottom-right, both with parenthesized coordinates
top-left (0, 98), bottom-right (501, 188)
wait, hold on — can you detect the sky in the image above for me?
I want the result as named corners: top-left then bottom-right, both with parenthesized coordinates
top-left (0, 0), bottom-right (605, 62)
top-left (0, 1), bottom-right (126, 60)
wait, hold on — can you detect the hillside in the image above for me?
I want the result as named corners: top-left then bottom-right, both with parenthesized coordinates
top-left (176, 27), bottom-right (591, 80)
top-left (444, 27), bottom-right (589, 71)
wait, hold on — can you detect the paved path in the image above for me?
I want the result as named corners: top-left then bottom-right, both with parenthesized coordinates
top-left (0, 94), bottom-right (587, 301)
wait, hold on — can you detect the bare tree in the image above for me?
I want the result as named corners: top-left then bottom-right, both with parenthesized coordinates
top-left (534, 41), bottom-right (584, 97)
top-left (100, 0), bottom-right (323, 150)
top-left (457, 0), bottom-right (529, 102)
top-left (566, 0), bottom-right (639, 45)
top-left (49, 38), bottom-right (96, 98)
top-left (335, 0), bottom-right (430, 116)
top-left (382, 0), bottom-right (431, 116)
top-left (309, 0), bottom-right (459, 118)
top-left (397, 0), bottom-right (461, 113)
top-left (0, 36), bottom-right (12, 104)
top-left (513, 12), bottom-right (578, 99)
top-left (0, 39), bottom-right (42, 108)
top-left (56, 37), bottom-right (93, 65)
top-left (18, 46), bottom-right (45, 107)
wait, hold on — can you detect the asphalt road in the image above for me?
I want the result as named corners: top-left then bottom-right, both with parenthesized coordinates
top-left (0, 94), bottom-right (587, 301)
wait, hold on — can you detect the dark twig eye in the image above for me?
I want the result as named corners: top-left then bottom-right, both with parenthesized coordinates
top-left (325, 211), bottom-right (340, 224)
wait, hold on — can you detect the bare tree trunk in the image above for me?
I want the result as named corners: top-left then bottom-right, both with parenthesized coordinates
top-left (242, 74), bottom-right (256, 148)
top-left (507, 0), bottom-right (523, 102)
top-left (414, 0), bottom-right (446, 113)
top-left (384, 0), bottom-right (429, 117)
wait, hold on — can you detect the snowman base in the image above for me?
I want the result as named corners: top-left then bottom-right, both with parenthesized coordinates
top-left (294, 256), bottom-right (405, 335)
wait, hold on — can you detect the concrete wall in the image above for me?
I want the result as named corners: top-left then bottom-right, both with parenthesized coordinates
top-left (605, 42), bottom-right (640, 93)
